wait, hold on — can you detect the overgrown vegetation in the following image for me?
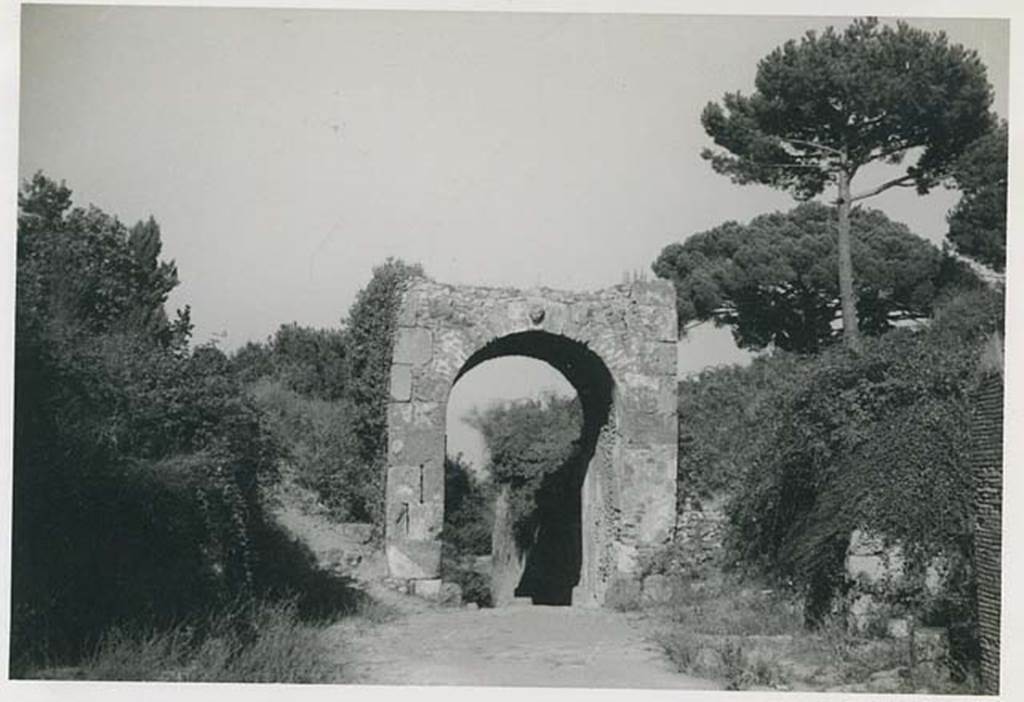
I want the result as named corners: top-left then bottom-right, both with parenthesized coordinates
top-left (440, 395), bottom-right (585, 606)
top-left (231, 258), bottom-right (423, 526)
top-left (11, 173), bottom-right (409, 678)
top-left (660, 283), bottom-right (1002, 685)
top-left (646, 575), bottom-right (977, 693)
top-left (466, 395), bottom-right (583, 547)
top-left (441, 454), bottom-right (495, 607)
top-left (655, 19), bottom-right (1005, 682)
top-left (729, 287), bottom-right (1001, 624)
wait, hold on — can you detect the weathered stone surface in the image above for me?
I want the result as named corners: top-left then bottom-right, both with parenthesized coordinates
top-left (384, 278), bottom-right (678, 606)
top-left (604, 575), bottom-right (641, 610)
top-left (386, 541), bottom-right (441, 579)
top-left (438, 581), bottom-right (463, 606)
top-left (412, 578), bottom-right (443, 598)
top-left (846, 529), bottom-right (905, 584)
top-left (971, 362), bottom-right (1003, 694)
top-left (389, 364), bottom-right (412, 401)
top-left (394, 326), bottom-right (433, 366)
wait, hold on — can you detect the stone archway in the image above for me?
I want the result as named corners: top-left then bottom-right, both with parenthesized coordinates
top-left (385, 278), bottom-right (677, 606)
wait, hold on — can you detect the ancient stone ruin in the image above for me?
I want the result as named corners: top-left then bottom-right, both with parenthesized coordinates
top-left (385, 277), bottom-right (678, 606)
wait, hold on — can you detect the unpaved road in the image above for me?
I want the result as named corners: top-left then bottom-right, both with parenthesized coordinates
top-left (327, 599), bottom-right (720, 689)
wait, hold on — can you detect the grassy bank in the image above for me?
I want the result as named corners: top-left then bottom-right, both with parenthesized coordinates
top-left (22, 594), bottom-right (398, 683)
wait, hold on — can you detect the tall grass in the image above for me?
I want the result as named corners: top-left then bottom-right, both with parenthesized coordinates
top-left (66, 599), bottom-right (340, 683)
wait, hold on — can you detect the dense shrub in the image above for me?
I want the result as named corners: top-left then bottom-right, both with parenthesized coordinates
top-left (672, 279), bottom-right (1001, 678)
top-left (723, 286), bottom-right (1003, 640)
top-left (248, 378), bottom-right (374, 522)
top-left (12, 175), bottom-right (282, 670)
top-left (442, 454), bottom-right (494, 557)
top-left (229, 258), bottom-right (424, 525)
top-left (234, 324), bottom-right (348, 401)
top-left (440, 455), bottom-right (495, 607)
top-left (677, 352), bottom-right (806, 503)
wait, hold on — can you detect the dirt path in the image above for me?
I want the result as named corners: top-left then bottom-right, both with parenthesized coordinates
top-left (326, 596), bottom-right (720, 689)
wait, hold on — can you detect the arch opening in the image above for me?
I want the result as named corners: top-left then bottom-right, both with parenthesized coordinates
top-left (451, 331), bottom-right (615, 606)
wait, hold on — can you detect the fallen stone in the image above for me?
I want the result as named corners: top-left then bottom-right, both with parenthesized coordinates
top-left (413, 578), bottom-right (443, 599)
top-left (439, 582), bottom-right (463, 606)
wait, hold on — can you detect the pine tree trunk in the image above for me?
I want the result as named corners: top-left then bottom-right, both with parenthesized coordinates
top-left (836, 171), bottom-right (861, 350)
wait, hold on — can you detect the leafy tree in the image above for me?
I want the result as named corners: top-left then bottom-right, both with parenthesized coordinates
top-left (653, 202), bottom-right (977, 352)
top-left (232, 324), bottom-right (348, 400)
top-left (12, 174), bottom-right (278, 665)
top-left (701, 17), bottom-right (996, 349)
top-left (468, 395), bottom-right (582, 545)
top-left (17, 172), bottom-right (191, 350)
top-left (945, 122), bottom-right (1008, 272)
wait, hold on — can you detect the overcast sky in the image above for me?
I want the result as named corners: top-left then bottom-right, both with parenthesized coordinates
top-left (18, 7), bottom-right (1009, 467)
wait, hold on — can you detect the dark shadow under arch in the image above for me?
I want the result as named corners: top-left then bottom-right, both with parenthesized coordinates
top-left (452, 331), bottom-right (615, 605)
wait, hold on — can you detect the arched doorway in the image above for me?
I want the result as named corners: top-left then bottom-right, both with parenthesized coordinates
top-left (385, 279), bottom-right (677, 606)
top-left (448, 331), bottom-right (615, 605)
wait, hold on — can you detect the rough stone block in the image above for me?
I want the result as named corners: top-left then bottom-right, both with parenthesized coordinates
top-left (386, 540), bottom-right (441, 579)
top-left (412, 367), bottom-right (452, 403)
top-left (389, 364), bottom-right (412, 401)
top-left (411, 400), bottom-right (443, 427)
top-left (846, 529), bottom-right (905, 584)
top-left (628, 279), bottom-right (675, 306)
top-left (439, 581), bottom-right (463, 606)
top-left (385, 465), bottom-right (443, 539)
top-left (394, 327), bottom-right (433, 366)
top-left (619, 397), bottom-right (676, 445)
top-left (406, 502), bottom-right (443, 540)
top-left (386, 465), bottom-right (420, 505)
top-left (644, 341), bottom-right (677, 376)
top-left (390, 426), bottom-right (444, 467)
top-left (412, 578), bottom-right (443, 598)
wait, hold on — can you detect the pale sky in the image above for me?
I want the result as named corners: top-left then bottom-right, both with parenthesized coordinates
top-left (18, 7), bottom-right (1010, 468)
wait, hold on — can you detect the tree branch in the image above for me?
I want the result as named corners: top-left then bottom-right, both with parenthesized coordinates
top-left (848, 174), bottom-right (915, 202)
top-left (778, 137), bottom-right (845, 156)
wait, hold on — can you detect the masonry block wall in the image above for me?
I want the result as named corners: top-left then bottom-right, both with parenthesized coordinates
top-left (972, 366), bottom-right (1004, 695)
top-left (385, 278), bottom-right (678, 605)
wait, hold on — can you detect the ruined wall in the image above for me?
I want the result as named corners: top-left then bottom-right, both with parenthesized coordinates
top-left (385, 278), bottom-right (678, 605)
top-left (972, 361), bottom-right (1003, 694)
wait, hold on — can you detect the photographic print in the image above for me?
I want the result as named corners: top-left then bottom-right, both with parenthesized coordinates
top-left (7, 2), bottom-right (1012, 696)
